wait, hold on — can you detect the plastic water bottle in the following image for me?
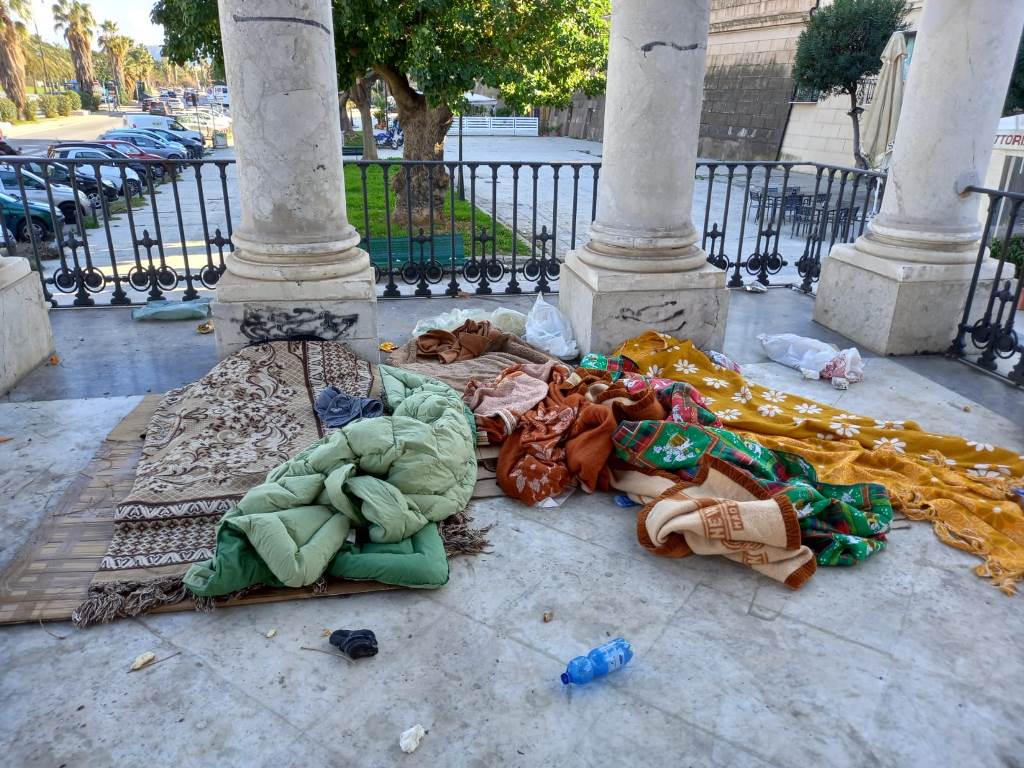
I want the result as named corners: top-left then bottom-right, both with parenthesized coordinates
top-left (560, 638), bottom-right (634, 685)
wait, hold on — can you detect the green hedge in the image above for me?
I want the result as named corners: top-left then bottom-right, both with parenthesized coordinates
top-left (0, 97), bottom-right (15, 122)
top-left (990, 235), bottom-right (1024, 279)
top-left (65, 91), bottom-right (82, 111)
top-left (56, 94), bottom-right (72, 116)
top-left (20, 103), bottom-right (36, 121)
top-left (39, 95), bottom-right (59, 118)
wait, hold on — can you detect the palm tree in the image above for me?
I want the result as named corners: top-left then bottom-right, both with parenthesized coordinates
top-left (122, 43), bottom-right (154, 98)
top-left (98, 20), bottom-right (129, 102)
top-left (0, 1), bottom-right (30, 118)
top-left (52, 0), bottom-right (95, 106)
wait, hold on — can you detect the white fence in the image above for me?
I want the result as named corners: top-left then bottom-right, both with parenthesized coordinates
top-left (447, 116), bottom-right (539, 136)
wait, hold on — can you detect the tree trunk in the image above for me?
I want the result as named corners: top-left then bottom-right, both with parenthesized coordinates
top-left (0, 27), bottom-right (28, 117)
top-left (391, 101), bottom-right (452, 228)
top-left (848, 89), bottom-right (869, 170)
top-left (376, 63), bottom-right (452, 228)
top-left (350, 73), bottom-right (378, 161)
top-left (338, 90), bottom-right (351, 133)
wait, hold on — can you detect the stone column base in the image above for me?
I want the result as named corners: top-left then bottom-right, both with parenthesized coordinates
top-left (0, 257), bottom-right (54, 395)
top-left (560, 250), bottom-right (730, 353)
top-left (814, 242), bottom-right (997, 355)
top-left (212, 264), bottom-right (380, 362)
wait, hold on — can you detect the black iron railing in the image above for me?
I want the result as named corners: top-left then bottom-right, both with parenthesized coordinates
top-left (0, 155), bottom-right (884, 305)
top-left (949, 186), bottom-right (1024, 387)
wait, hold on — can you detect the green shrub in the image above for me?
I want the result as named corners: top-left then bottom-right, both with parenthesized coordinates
top-left (990, 235), bottom-right (1024, 279)
top-left (20, 104), bottom-right (36, 121)
top-left (55, 94), bottom-right (72, 116)
top-left (0, 97), bottom-right (16, 122)
top-left (39, 95), bottom-right (59, 118)
top-left (65, 90), bottom-right (82, 111)
top-left (494, 106), bottom-right (514, 117)
top-left (78, 91), bottom-right (94, 111)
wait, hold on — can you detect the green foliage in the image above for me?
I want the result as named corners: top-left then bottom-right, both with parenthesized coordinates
top-left (20, 102), bottom-right (35, 120)
top-left (55, 93), bottom-right (71, 115)
top-left (79, 90), bottom-right (93, 110)
top-left (990, 235), bottom-right (1024, 279)
top-left (0, 97), bottom-right (16, 122)
top-left (65, 89), bottom-right (81, 110)
top-left (793, 0), bottom-right (909, 97)
top-left (39, 94), bottom-right (59, 117)
top-left (152, 0), bottom-right (609, 110)
top-left (151, 0), bottom-right (224, 74)
top-left (1006, 33), bottom-right (1024, 116)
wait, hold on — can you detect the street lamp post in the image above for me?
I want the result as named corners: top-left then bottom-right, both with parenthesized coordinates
top-left (458, 111), bottom-right (465, 201)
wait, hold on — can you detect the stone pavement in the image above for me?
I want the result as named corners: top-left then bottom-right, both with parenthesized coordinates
top-left (1, 290), bottom-right (1022, 766)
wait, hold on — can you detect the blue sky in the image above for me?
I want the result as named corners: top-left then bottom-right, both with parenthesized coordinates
top-left (29, 0), bottom-right (164, 47)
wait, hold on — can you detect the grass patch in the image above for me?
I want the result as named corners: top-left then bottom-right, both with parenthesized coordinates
top-left (344, 164), bottom-right (526, 255)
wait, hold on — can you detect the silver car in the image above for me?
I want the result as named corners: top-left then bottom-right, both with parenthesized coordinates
top-left (100, 130), bottom-right (188, 161)
top-left (0, 164), bottom-right (91, 225)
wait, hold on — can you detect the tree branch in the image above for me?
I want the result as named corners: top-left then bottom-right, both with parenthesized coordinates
top-left (373, 63), bottom-right (421, 111)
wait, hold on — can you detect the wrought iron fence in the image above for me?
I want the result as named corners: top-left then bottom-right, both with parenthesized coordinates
top-left (0, 155), bottom-right (884, 306)
top-left (949, 186), bottom-right (1024, 387)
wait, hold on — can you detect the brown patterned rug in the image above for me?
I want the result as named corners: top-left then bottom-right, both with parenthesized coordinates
top-left (0, 394), bottom-right (395, 626)
top-left (96, 340), bottom-right (375, 587)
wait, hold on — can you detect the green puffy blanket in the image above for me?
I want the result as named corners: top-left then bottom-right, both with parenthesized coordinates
top-left (183, 366), bottom-right (476, 597)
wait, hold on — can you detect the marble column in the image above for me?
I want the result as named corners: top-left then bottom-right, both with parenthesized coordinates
top-left (815, 0), bottom-right (1024, 355)
top-left (0, 256), bottom-right (54, 395)
top-left (560, 0), bottom-right (728, 353)
top-left (212, 0), bottom-right (378, 360)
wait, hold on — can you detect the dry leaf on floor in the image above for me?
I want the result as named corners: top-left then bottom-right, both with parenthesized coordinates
top-left (130, 651), bottom-right (156, 671)
top-left (48, 354), bottom-right (60, 366)
top-left (320, 628), bottom-right (331, 638)
top-left (265, 628), bottom-right (277, 639)
top-left (0, 436), bottom-right (11, 444)
top-left (542, 611), bottom-right (554, 623)
top-left (962, 404), bottom-right (972, 412)
top-left (196, 321), bottom-right (214, 334)
top-left (379, 341), bottom-right (398, 352)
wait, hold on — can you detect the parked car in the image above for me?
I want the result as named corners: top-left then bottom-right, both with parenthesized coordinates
top-left (149, 101), bottom-right (168, 116)
top-left (53, 141), bottom-right (167, 180)
top-left (99, 132), bottom-right (189, 163)
top-left (0, 165), bottom-right (91, 224)
top-left (166, 98), bottom-right (186, 112)
top-left (20, 159), bottom-right (119, 208)
top-left (122, 113), bottom-right (205, 145)
top-left (105, 126), bottom-right (201, 158)
top-left (46, 145), bottom-right (143, 197)
top-left (0, 191), bottom-right (64, 242)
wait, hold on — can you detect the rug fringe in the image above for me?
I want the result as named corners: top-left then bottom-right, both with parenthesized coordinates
top-left (71, 575), bottom-right (197, 628)
top-left (73, 512), bottom-right (492, 627)
top-left (439, 510), bottom-right (493, 557)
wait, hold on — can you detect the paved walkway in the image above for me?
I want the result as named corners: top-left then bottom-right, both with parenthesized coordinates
top-left (1, 291), bottom-right (1022, 767)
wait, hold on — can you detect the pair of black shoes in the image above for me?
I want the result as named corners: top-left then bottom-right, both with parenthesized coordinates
top-left (329, 628), bottom-right (378, 659)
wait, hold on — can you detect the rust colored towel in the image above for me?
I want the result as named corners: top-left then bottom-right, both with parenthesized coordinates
top-left (416, 320), bottom-right (509, 364)
top-left (611, 460), bottom-right (817, 589)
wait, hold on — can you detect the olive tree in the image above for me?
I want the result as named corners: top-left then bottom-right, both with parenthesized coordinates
top-left (153, 0), bottom-right (609, 225)
top-left (792, 0), bottom-right (909, 169)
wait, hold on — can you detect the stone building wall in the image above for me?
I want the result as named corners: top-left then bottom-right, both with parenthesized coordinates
top-left (698, 0), bottom-right (810, 160)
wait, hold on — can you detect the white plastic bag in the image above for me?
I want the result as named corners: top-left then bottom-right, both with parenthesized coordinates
top-left (412, 306), bottom-right (527, 337)
top-left (524, 294), bottom-right (578, 359)
top-left (757, 333), bottom-right (864, 386)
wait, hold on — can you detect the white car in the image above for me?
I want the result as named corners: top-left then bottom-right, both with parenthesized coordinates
top-left (46, 147), bottom-right (142, 197)
top-left (166, 98), bottom-right (186, 112)
top-left (0, 164), bottom-right (91, 224)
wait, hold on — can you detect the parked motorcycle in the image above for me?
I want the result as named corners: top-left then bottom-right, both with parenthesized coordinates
top-left (374, 121), bottom-right (404, 149)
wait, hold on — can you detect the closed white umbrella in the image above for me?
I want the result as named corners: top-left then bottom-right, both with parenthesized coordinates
top-left (861, 32), bottom-right (908, 170)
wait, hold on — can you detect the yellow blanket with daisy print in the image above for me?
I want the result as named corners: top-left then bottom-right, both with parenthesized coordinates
top-left (614, 331), bottom-right (1024, 595)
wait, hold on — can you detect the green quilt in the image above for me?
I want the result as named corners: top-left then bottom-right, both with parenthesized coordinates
top-left (183, 366), bottom-right (477, 597)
